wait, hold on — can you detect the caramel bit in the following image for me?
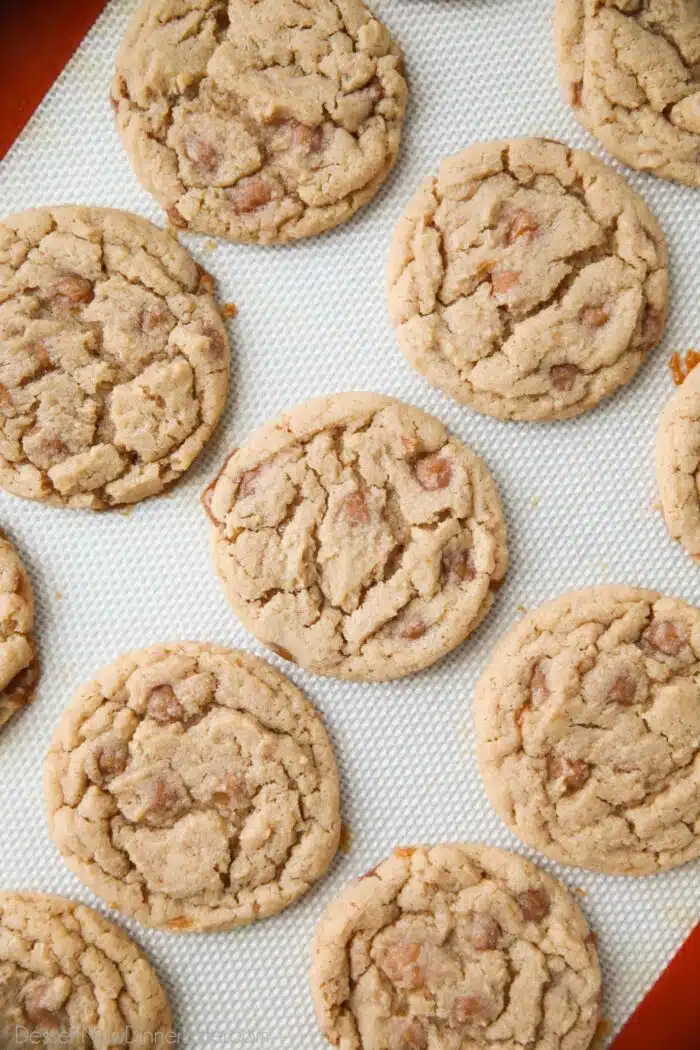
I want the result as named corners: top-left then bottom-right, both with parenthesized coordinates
top-left (270, 644), bottom-right (296, 663)
top-left (197, 269), bottom-right (216, 296)
top-left (580, 305), bottom-right (609, 328)
top-left (229, 176), bottom-right (272, 214)
top-left (147, 684), bottom-right (184, 724)
top-left (394, 846), bottom-right (415, 858)
top-left (184, 134), bottom-right (218, 173)
top-left (0, 383), bottom-right (13, 412)
top-left (97, 741), bottom-right (129, 777)
top-left (571, 79), bottom-right (583, 107)
top-left (517, 888), bottom-right (549, 921)
top-left (291, 121), bottom-right (323, 152)
top-left (401, 435), bottom-right (420, 458)
top-left (549, 754), bottom-right (590, 791)
top-left (531, 663), bottom-right (549, 703)
top-left (382, 942), bottom-right (425, 988)
top-left (415, 454), bottom-right (452, 491)
top-left (387, 1018), bottom-right (427, 1050)
top-left (453, 995), bottom-right (489, 1024)
top-left (669, 350), bottom-right (700, 385)
top-left (503, 208), bottom-right (538, 246)
top-left (642, 619), bottom-right (686, 656)
top-left (166, 204), bottom-right (188, 229)
top-left (492, 270), bottom-right (520, 295)
top-left (463, 912), bottom-right (500, 950)
top-left (55, 274), bottom-right (94, 305)
top-left (442, 547), bottom-right (476, 583)
top-left (608, 675), bottom-right (636, 705)
top-left (551, 363), bottom-right (581, 391)
top-left (212, 773), bottom-right (247, 808)
top-left (222, 302), bottom-right (238, 319)
top-left (401, 618), bottom-right (426, 641)
top-left (339, 823), bottom-right (352, 854)
top-left (342, 490), bottom-right (370, 526)
top-left (25, 340), bottom-right (51, 370)
top-left (165, 916), bottom-right (194, 930)
top-left (238, 467), bottom-right (262, 499)
top-left (148, 778), bottom-right (180, 813)
top-left (140, 307), bottom-right (167, 332)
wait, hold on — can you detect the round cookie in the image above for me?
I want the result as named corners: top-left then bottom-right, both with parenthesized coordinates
top-left (387, 137), bottom-right (668, 422)
top-left (555, 0), bottom-right (700, 187)
top-left (45, 643), bottom-right (340, 931)
top-left (0, 206), bottom-right (230, 509)
top-left (112, 0), bottom-right (408, 244)
top-left (657, 366), bottom-right (700, 561)
top-left (0, 892), bottom-right (171, 1048)
top-left (202, 393), bottom-right (508, 681)
top-left (0, 532), bottom-right (38, 729)
top-left (475, 586), bottom-right (700, 875)
top-left (310, 844), bottom-right (601, 1050)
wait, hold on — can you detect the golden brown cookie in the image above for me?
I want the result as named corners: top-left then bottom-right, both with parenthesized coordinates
top-left (475, 586), bottom-right (700, 875)
top-left (112, 0), bottom-right (408, 243)
top-left (45, 643), bottom-right (340, 931)
top-left (0, 206), bottom-right (230, 509)
top-left (310, 844), bottom-right (601, 1050)
top-left (388, 138), bottom-right (668, 421)
top-left (203, 393), bottom-right (508, 681)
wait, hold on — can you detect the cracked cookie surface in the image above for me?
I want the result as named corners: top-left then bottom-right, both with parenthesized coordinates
top-left (0, 533), bottom-right (38, 730)
top-left (112, 0), bottom-right (408, 244)
top-left (203, 393), bottom-right (508, 681)
top-left (45, 643), bottom-right (340, 931)
top-left (657, 365), bottom-right (700, 561)
top-left (310, 844), bottom-right (601, 1050)
top-left (0, 892), bottom-right (171, 1048)
top-left (555, 0), bottom-right (700, 187)
top-left (0, 206), bottom-right (230, 509)
top-left (475, 586), bottom-right (700, 875)
top-left (387, 138), bottom-right (667, 422)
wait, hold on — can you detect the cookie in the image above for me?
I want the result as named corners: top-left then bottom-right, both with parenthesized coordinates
top-left (387, 137), bottom-right (668, 422)
top-left (0, 206), bottom-right (230, 509)
top-left (475, 586), bottom-right (700, 875)
top-left (112, 0), bottom-right (408, 244)
top-left (0, 532), bottom-right (38, 729)
top-left (203, 393), bottom-right (508, 681)
top-left (45, 643), bottom-right (340, 931)
top-left (310, 844), bottom-right (601, 1050)
top-left (555, 0), bottom-right (700, 187)
top-left (0, 892), bottom-right (171, 1047)
top-left (657, 365), bottom-right (700, 561)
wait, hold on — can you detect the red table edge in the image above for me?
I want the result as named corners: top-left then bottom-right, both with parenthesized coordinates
top-left (0, 1), bottom-right (698, 1046)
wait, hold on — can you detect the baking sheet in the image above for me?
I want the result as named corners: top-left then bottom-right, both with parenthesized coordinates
top-left (0, 0), bottom-right (699, 1045)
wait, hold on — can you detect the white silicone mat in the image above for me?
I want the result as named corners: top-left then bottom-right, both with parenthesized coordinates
top-left (1, 0), bottom-right (699, 1045)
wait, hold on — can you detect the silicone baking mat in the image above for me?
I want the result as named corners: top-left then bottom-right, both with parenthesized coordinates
top-left (0, 1), bottom-right (698, 1046)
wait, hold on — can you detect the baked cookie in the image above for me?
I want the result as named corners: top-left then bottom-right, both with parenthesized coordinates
top-left (310, 844), bottom-right (601, 1050)
top-left (0, 206), bottom-right (229, 509)
top-left (203, 393), bottom-right (508, 681)
top-left (45, 643), bottom-right (340, 931)
top-left (657, 365), bottom-right (700, 560)
top-left (0, 532), bottom-right (38, 729)
top-left (112, 0), bottom-right (408, 244)
top-left (388, 137), bottom-right (668, 422)
top-left (0, 892), bottom-right (171, 1048)
top-left (555, 0), bottom-right (700, 187)
top-left (475, 586), bottom-right (700, 875)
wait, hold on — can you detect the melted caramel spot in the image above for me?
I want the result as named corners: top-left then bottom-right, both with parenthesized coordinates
top-left (608, 675), bottom-right (636, 705)
top-left (580, 305), bottom-right (609, 328)
top-left (503, 208), bottom-right (538, 246)
top-left (342, 490), bottom-right (369, 526)
top-left (453, 995), bottom-right (489, 1024)
top-left (669, 350), bottom-right (700, 385)
top-left (551, 363), bottom-right (581, 391)
top-left (548, 754), bottom-right (590, 790)
top-left (229, 177), bottom-right (272, 214)
top-left (442, 548), bottom-right (475, 583)
top-left (492, 270), bottom-right (520, 294)
top-left (463, 912), bottom-right (500, 950)
top-left (166, 205), bottom-right (188, 229)
top-left (55, 274), bottom-right (93, 305)
top-left (147, 685), bottom-right (184, 724)
top-left (401, 618), bottom-right (426, 640)
top-left (184, 134), bottom-right (218, 173)
top-left (642, 619), bottom-right (685, 656)
top-left (97, 742), bottom-right (129, 777)
top-left (415, 454), bottom-right (452, 491)
top-left (270, 644), bottom-right (296, 663)
top-left (516, 888), bottom-right (549, 921)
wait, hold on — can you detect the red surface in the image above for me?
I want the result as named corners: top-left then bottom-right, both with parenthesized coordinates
top-left (0, 1), bottom-right (698, 1046)
top-left (0, 0), bottom-right (111, 160)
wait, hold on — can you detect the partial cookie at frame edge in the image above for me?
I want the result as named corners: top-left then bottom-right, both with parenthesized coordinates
top-left (203, 392), bottom-right (508, 681)
top-left (0, 205), bottom-right (230, 509)
top-left (657, 366), bottom-right (700, 561)
top-left (0, 530), bottom-right (38, 729)
top-left (44, 642), bottom-right (341, 931)
top-left (310, 843), bottom-right (601, 1050)
top-left (0, 891), bottom-right (172, 1046)
top-left (554, 0), bottom-right (700, 188)
top-left (387, 137), bottom-right (668, 422)
top-left (475, 585), bottom-right (700, 875)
